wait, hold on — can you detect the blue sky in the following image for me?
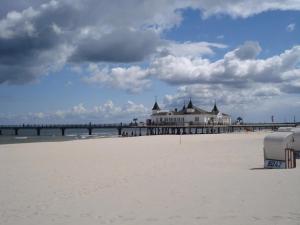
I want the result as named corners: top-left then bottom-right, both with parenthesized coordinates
top-left (0, 1), bottom-right (300, 124)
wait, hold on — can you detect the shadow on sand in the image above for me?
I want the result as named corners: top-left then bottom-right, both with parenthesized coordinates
top-left (250, 167), bottom-right (268, 170)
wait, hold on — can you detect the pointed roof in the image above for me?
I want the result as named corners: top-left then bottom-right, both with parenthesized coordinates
top-left (211, 101), bottom-right (219, 115)
top-left (152, 101), bottom-right (160, 110)
top-left (187, 98), bottom-right (193, 109)
top-left (181, 101), bottom-right (186, 112)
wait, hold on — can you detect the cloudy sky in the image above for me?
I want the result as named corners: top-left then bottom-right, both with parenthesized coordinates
top-left (1, 0), bottom-right (300, 124)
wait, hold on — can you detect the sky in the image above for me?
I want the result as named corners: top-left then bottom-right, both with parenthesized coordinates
top-left (0, 0), bottom-right (300, 124)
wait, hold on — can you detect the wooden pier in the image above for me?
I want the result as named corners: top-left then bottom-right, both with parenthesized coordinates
top-left (0, 122), bottom-right (298, 137)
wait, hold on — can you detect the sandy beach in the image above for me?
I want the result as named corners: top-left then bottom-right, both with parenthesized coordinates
top-left (1, 132), bottom-right (300, 225)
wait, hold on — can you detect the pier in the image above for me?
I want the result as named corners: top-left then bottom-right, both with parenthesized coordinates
top-left (0, 122), bottom-right (298, 137)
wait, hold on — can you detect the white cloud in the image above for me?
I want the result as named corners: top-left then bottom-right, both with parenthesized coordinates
top-left (83, 64), bottom-right (152, 93)
top-left (150, 42), bottom-right (300, 91)
top-left (163, 83), bottom-right (281, 108)
top-left (0, 100), bottom-right (149, 124)
top-left (158, 41), bottom-right (227, 57)
top-left (0, 7), bottom-right (40, 38)
top-left (80, 40), bottom-right (228, 93)
top-left (191, 1), bottom-right (300, 18)
top-left (230, 41), bottom-right (261, 60)
top-left (51, 23), bottom-right (63, 34)
top-left (286, 23), bottom-right (296, 32)
top-left (2, 0), bottom-right (300, 84)
top-left (72, 103), bottom-right (87, 114)
top-left (82, 41), bottom-right (300, 96)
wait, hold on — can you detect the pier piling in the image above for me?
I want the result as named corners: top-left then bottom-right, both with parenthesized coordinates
top-left (37, 128), bottom-right (41, 136)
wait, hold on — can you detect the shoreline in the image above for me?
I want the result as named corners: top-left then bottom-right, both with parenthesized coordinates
top-left (0, 130), bottom-right (272, 145)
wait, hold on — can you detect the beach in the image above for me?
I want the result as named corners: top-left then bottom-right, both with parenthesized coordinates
top-left (1, 132), bottom-right (300, 225)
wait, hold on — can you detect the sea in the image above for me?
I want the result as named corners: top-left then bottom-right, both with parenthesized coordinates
top-left (0, 126), bottom-right (234, 145)
top-left (0, 127), bottom-right (148, 145)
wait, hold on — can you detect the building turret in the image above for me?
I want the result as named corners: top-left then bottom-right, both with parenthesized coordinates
top-left (152, 101), bottom-right (160, 114)
top-left (186, 98), bottom-right (195, 113)
top-left (181, 101), bottom-right (186, 112)
top-left (211, 101), bottom-right (219, 115)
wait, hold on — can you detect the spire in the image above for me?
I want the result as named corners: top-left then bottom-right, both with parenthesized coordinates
top-left (182, 100), bottom-right (186, 111)
top-left (152, 97), bottom-right (160, 110)
top-left (212, 100), bottom-right (219, 114)
top-left (187, 98), bottom-right (193, 109)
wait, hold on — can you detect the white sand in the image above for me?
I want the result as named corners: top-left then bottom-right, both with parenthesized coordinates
top-left (1, 132), bottom-right (300, 225)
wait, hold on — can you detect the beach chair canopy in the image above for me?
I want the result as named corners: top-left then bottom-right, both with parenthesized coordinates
top-left (291, 128), bottom-right (300, 151)
top-left (264, 132), bottom-right (294, 161)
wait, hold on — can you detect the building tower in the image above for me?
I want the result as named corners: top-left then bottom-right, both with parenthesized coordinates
top-left (186, 98), bottom-right (195, 113)
top-left (152, 100), bottom-right (160, 115)
top-left (211, 100), bottom-right (219, 115)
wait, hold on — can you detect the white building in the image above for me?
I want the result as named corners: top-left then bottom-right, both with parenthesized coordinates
top-left (150, 99), bottom-right (231, 125)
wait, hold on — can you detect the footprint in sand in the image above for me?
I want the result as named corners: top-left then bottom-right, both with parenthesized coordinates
top-left (252, 216), bottom-right (260, 221)
top-left (195, 216), bottom-right (208, 220)
top-left (146, 217), bottom-right (159, 222)
top-left (168, 215), bottom-right (181, 220)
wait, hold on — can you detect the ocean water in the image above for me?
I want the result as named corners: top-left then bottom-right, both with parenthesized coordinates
top-left (0, 127), bottom-right (236, 145)
top-left (0, 127), bottom-right (152, 144)
top-left (0, 128), bottom-right (120, 144)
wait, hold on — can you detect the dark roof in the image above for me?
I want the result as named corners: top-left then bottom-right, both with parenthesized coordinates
top-left (152, 101), bottom-right (160, 110)
top-left (181, 103), bottom-right (186, 112)
top-left (211, 102), bottom-right (219, 115)
top-left (187, 99), bottom-right (193, 109)
top-left (176, 105), bottom-right (209, 115)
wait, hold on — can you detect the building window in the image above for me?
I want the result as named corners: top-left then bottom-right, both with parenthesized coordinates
top-left (195, 117), bottom-right (199, 122)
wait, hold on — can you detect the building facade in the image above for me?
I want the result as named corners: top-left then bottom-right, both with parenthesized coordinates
top-left (150, 99), bottom-right (231, 125)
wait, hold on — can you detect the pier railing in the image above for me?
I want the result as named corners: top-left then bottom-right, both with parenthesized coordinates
top-left (0, 122), bottom-right (298, 136)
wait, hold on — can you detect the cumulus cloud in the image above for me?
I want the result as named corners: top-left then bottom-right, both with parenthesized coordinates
top-left (0, 0), bottom-right (186, 84)
top-left (1, 0), bottom-right (300, 85)
top-left (0, 1), bottom-right (74, 84)
top-left (81, 40), bottom-right (228, 93)
top-left (231, 41), bottom-right (261, 60)
top-left (150, 42), bottom-right (300, 90)
top-left (0, 100), bottom-right (149, 124)
top-left (191, 0), bottom-right (300, 18)
top-left (83, 64), bottom-right (151, 93)
top-left (82, 41), bottom-right (300, 94)
top-left (158, 41), bottom-right (227, 57)
top-left (70, 29), bottom-right (161, 63)
top-left (163, 83), bottom-right (281, 108)
top-left (286, 23), bottom-right (296, 32)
